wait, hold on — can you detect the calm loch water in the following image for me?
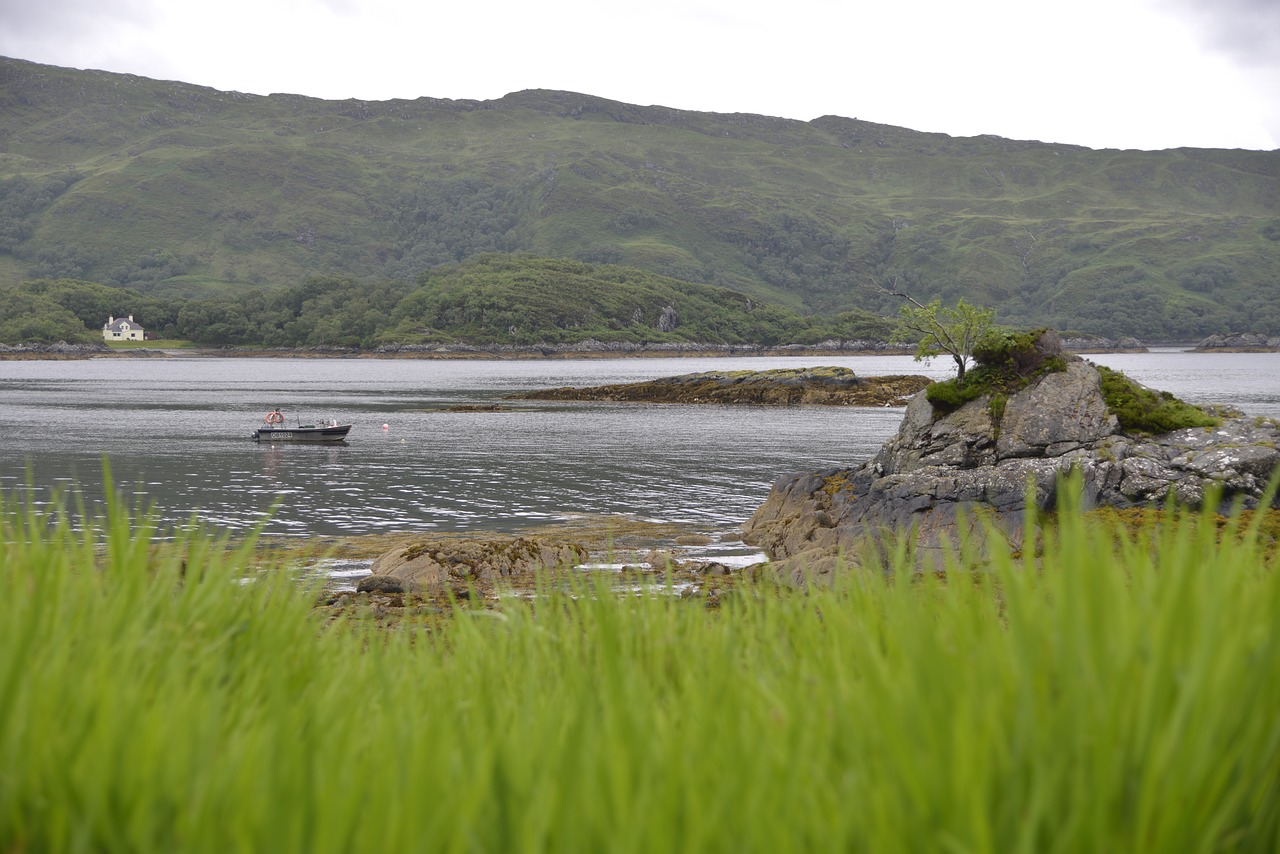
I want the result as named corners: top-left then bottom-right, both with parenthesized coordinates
top-left (2, 350), bottom-right (1277, 545)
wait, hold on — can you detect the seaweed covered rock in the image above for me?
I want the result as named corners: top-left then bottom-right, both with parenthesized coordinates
top-left (742, 330), bottom-right (1280, 582)
top-left (509, 367), bottom-right (932, 407)
top-left (369, 536), bottom-right (590, 589)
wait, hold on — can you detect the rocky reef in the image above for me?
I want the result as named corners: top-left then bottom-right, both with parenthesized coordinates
top-left (0, 341), bottom-right (109, 358)
top-left (510, 367), bottom-right (932, 407)
top-left (1194, 332), bottom-right (1280, 352)
top-left (1058, 335), bottom-right (1146, 352)
top-left (742, 331), bottom-right (1280, 582)
top-left (360, 535), bottom-right (591, 594)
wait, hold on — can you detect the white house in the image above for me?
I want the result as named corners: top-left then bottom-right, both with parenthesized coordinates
top-left (103, 314), bottom-right (145, 341)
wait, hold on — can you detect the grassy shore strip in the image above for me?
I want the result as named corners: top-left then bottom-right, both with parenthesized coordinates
top-left (2, 485), bottom-right (1279, 851)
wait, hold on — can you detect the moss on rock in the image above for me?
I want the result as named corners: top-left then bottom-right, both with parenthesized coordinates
top-left (1095, 365), bottom-right (1219, 434)
top-left (925, 327), bottom-right (1219, 437)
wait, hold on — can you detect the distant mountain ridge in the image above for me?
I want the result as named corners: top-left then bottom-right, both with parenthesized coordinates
top-left (2, 55), bottom-right (1278, 338)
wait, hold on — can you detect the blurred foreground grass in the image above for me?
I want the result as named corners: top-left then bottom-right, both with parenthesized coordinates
top-left (1, 479), bottom-right (1278, 852)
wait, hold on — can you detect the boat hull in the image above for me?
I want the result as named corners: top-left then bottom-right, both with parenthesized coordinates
top-left (253, 424), bottom-right (352, 443)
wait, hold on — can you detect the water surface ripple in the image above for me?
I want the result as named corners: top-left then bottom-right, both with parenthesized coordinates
top-left (2, 351), bottom-right (1275, 538)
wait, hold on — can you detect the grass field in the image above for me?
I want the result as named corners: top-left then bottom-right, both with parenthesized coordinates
top-left (2, 482), bottom-right (1278, 852)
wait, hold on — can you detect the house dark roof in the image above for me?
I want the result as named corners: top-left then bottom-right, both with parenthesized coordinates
top-left (103, 316), bottom-right (144, 331)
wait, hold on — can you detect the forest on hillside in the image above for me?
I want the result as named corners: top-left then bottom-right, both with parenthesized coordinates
top-left (2, 57), bottom-right (1279, 340)
top-left (0, 258), bottom-right (898, 348)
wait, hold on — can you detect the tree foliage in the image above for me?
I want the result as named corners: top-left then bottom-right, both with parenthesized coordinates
top-left (0, 289), bottom-right (99, 344)
top-left (0, 258), bottom-right (899, 348)
top-left (0, 172), bottom-right (82, 253)
top-left (888, 294), bottom-right (996, 379)
top-left (0, 279), bottom-right (183, 343)
top-left (385, 256), bottom-right (893, 347)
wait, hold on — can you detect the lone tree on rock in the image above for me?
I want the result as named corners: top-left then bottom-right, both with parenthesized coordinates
top-left (886, 290), bottom-right (995, 380)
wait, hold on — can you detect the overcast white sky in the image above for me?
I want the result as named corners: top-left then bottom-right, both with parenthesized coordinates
top-left (2, 0), bottom-right (1277, 151)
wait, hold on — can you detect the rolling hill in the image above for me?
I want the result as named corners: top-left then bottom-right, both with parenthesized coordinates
top-left (2, 55), bottom-right (1278, 340)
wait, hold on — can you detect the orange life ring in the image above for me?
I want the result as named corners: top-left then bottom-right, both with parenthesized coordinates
top-left (265, 411), bottom-right (284, 425)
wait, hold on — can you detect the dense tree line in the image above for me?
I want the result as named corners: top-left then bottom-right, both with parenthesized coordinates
top-left (0, 257), bottom-right (896, 348)
top-left (0, 279), bottom-right (180, 344)
top-left (7, 253), bottom-right (1276, 350)
top-left (382, 256), bottom-right (891, 346)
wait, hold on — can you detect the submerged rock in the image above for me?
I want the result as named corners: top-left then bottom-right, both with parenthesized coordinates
top-left (742, 331), bottom-right (1280, 583)
top-left (509, 367), bottom-right (932, 407)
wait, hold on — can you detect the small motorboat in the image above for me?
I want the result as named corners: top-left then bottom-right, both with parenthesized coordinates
top-left (253, 410), bottom-right (352, 443)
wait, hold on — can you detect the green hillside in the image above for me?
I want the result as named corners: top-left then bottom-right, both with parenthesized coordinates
top-left (2, 56), bottom-right (1279, 339)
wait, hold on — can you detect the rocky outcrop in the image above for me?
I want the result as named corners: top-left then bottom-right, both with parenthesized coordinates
top-left (362, 535), bottom-right (590, 592)
top-left (1059, 335), bottom-right (1146, 352)
top-left (0, 341), bottom-right (110, 358)
top-left (1194, 332), bottom-right (1280, 352)
top-left (742, 338), bottom-right (1280, 583)
top-left (509, 367), bottom-right (933, 407)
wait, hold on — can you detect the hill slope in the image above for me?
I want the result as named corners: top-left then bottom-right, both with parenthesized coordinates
top-left (2, 56), bottom-right (1278, 337)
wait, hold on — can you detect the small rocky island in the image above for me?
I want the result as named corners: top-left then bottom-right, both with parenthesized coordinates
top-left (743, 330), bottom-right (1280, 582)
top-left (1194, 332), bottom-right (1280, 352)
top-left (509, 366), bottom-right (933, 407)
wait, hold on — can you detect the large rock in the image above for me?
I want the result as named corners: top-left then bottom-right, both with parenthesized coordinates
top-left (367, 535), bottom-right (590, 589)
top-left (742, 336), bottom-right (1280, 583)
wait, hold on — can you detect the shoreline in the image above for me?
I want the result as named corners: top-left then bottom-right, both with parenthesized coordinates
top-left (1, 341), bottom-right (1166, 361)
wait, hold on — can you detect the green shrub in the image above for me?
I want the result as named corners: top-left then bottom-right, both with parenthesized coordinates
top-left (926, 327), bottom-right (1067, 412)
top-left (1096, 364), bottom-right (1219, 434)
